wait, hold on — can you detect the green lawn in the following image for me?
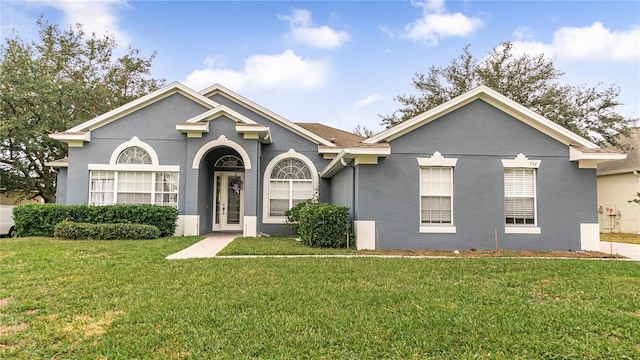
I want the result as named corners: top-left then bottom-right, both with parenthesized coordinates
top-left (1, 237), bottom-right (639, 359)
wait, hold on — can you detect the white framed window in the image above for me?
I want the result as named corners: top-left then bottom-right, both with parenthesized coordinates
top-left (263, 150), bottom-right (318, 223)
top-left (88, 138), bottom-right (179, 208)
top-left (417, 152), bottom-right (457, 233)
top-left (502, 154), bottom-right (541, 234)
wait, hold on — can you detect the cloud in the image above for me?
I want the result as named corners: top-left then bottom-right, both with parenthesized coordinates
top-left (41, 0), bottom-right (130, 48)
top-left (353, 94), bottom-right (385, 110)
top-left (279, 9), bottom-right (350, 49)
top-left (511, 22), bottom-right (640, 62)
top-left (183, 50), bottom-right (329, 91)
top-left (404, 0), bottom-right (483, 45)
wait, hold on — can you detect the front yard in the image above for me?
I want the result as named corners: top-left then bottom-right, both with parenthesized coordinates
top-left (1, 237), bottom-right (639, 359)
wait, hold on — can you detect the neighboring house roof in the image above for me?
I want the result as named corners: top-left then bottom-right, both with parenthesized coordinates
top-left (597, 127), bottom-right (640, 176)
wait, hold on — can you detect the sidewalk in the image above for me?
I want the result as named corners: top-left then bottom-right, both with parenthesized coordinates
top-left (600, 241), bottom-right (640, 260)
top-left (165, 233), bottom-right (238, 259)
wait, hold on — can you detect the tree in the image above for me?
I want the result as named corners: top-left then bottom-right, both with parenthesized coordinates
top-left (381, 42), bottom-right (635, 149)
top-left (1, 18), bottom-right (164, 203)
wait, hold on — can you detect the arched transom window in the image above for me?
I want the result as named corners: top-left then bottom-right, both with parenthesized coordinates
top-left (268, 158), bottom-right (314, 218)
top-left (116, 146), bottom-right (152, 165)
top-left (215, 155), bottom-right (244, 168)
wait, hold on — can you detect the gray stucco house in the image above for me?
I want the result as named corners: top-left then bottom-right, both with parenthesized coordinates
top-left (48, 83), bottom-right (624, 251)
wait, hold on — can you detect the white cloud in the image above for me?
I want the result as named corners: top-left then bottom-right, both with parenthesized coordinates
top-left (404, 0), bottom-right (483, 45)
top-left (183, 50), bottom-right (328, 91)
top-left (279, 8), bottom-right (350, 49)
top-left (511, 22), bottom-right (640, 62)
top-left (42, 0), bottom-right (130, 48)
top-left (512, 27), bottom-right (536, 41)
top-left (353, 93), bottom-right (385, 110)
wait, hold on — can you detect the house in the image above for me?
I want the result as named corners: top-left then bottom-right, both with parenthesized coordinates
top-left (597, 128), bottom-right (640, 234)
top-left (47, 83), bottom-right (625, 251)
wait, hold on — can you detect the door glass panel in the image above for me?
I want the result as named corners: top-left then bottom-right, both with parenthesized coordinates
top-left (215, 175), bottom-right (221, 224)
top-left (226, 175), bottom-right (241, 225)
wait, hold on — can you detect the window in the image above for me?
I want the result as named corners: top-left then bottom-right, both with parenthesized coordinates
top-left (269, 158), bottom-right (313, 216)
top-left (504, 168), bottom-right (535, 225)
top-left (263, 150), bottom-right (318, 223)
top-left (417, 152), bottom-right (457, 233)
top-left (88, 139), bottom-right (180, 208)
top-left (89, 171), bottom-right (178, 207)
top-left (420, 167), bottom-right (452, 224)
top-left (116, 146), bottom-right (152, 164)
top-left (501, 153), bottom-right (541, 234)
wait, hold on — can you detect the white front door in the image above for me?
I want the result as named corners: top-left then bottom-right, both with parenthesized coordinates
top-left (213, 172), bottom-right (244, 231)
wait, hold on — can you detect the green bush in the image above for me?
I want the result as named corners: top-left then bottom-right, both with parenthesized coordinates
top-left (54, 221), bottom-right (160, 240)
top-left (284, 200), bottom-right (313, 230)
top-left (13, 204), bottom-right (178, 237)
top-left (298, 203), bottom-right (350, 248)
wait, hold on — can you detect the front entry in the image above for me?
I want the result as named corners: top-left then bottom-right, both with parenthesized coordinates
top-left (212, 171), bottom-right (244, 231)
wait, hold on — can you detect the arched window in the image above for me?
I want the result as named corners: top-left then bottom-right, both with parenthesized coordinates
top-left (265, 154), bottom-right (316, 221)
top-left (116, 146), bottom-right (152, 165)
top-left (214, 155), bottom-right (244, 168)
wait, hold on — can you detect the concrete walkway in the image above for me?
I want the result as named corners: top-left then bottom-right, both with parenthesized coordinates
top-left (167, 235), bottom-right (640, 261)
top-left (600, 241), bottom-right (640, 260)
top-left (166, 233), bottom-right (239, 259)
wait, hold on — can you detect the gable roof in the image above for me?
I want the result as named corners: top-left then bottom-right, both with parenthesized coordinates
top-left (364, 85), bottom-right (601, 149)
top-left (62, 82), bottom-right (218, 134)
top-left (296, 123), bottom-right (365, 148)
top-left (597, 128), bottom-right (640, 175)
top-left (200, 84), bottom-right (336, 147)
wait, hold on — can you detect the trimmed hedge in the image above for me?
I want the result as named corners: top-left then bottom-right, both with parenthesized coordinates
top-left (54, 221), bottom-right (160, 240)
top-left (298, 203), bottom-right (350, 248)
top-left (13, 204), bottom-right (178, 237)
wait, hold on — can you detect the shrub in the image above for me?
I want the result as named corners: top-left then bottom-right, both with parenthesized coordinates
top-left (13, 204), bottom-right (178, 237)
top-left (284, 200), bottom-right (313, 230)
top-left (298, 203), bottom-right (350, 248)
top-left (54, 221), bottom-right (160, 240)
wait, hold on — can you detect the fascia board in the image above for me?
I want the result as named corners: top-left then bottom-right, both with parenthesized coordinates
top-left (319, 146), bottom-right (391, 178)
top-left (363, 85), bottom-right (599, 149)
top-left (319, 150), bottom-right (350, 178)
top-left (44, 159), bottom-right (69, 168)
top-left (49, 131), bottom-right (91, 142)
top-left (66, 82), bottom-right (218, 133)
top-left (176, 122), bottom-right (209, 132)
top-left (569, 147), bottom-right (627, 161)
top-left (201, 84), bottom-right (336, 147)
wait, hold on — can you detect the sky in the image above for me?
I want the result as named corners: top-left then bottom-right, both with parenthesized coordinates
top-left (1, 0), bottom-right (639, 134)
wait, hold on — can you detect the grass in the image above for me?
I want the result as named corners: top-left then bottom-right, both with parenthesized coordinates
top-left (1, 237), bottom-right (639, 359)
top-left (601, 232), bottom-right (640, 245)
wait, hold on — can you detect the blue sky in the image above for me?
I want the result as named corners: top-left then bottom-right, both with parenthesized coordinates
top-left (2, 1), bottom-right (639, 133)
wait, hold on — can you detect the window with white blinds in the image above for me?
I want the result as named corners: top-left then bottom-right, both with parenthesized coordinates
top-left (504, 168), bottom-right (536, 225)
top-left (89, 171), bottom-right (178, 207)
top-left (268, 158), bottom-right (314, 217)
top-left (420, 167), bottom-right (453, 224)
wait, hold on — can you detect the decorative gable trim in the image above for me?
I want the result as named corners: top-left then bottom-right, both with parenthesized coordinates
top-left (501, 153), bottom-right (541, 169)
top-left (192, 135), bottom-right (252, 170)
top-left (200, 83), bottom-right (336, 147)
top-left (363, 85), bottom-right (600, 150)
top-left (417, 151), bottom-right (458, 167)
top-left (570, 146), bottom-right (627, 169)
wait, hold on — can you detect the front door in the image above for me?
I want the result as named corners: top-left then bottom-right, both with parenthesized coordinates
top-left (213, 172), bottom-right (244, 231)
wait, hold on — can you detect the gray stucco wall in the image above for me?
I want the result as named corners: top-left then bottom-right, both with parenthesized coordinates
top-left (330, 164), bottom-right (354, 216)
top-left (55, 168), bottom-right (68, 204)
top-left (354, 99), bottom-right (597, 251)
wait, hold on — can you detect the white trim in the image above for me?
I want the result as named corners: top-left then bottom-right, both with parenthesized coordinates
top-left (244, 216), bottom-right (257, 237)
top-left (419, 165), bottom-right (455, 228)
top-left (108, 137), bottom-right (160, 165)
top-left (184, 105), bottom-right (257, 125)
top-left (199, 83), bottom-right (336, 147)
top-left (580, 223), bottom-right (600, 251)
top-left (212, 171), bottom-right (244, 231)
top-left (319, 146), bottom-right (391, 178)
top-left (262, 149), bottom-right (319, 224)
top-left (88, 164), bottom-right (180, 172)
top-left (181, 215), bottom-right (200, 236)
top-left (501, 153), bottom-right (541, 169)
top-left (192, 135), bottom-right (252, 170)
top-left (505, 226), bottom-right (541, 234)
top-left (420, 226), bottom-right (456, 234)
top-left (417, 151), bottom-right (458, 167)
top-left (355, 220), bottom-right (376, 250)
top-left (363, 85), bottom-right (599, 149)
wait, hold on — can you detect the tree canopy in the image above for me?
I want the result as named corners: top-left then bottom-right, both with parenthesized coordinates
top-left (380, 42), bottom-right (635, 149)
top-left (1, 18), bottom-right (164, 203)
